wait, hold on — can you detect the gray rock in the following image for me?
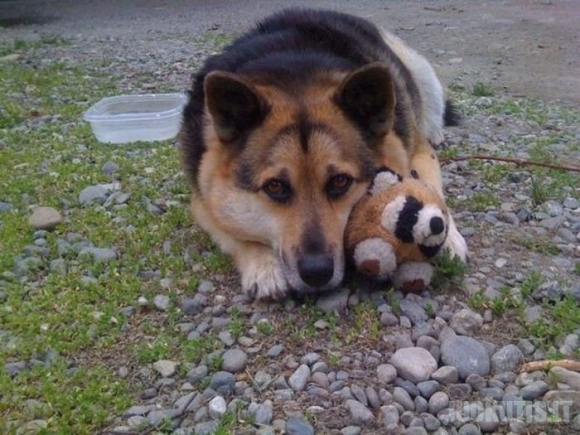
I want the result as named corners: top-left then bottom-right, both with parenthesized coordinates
top-left (208, 396), bottom-right (227, 419)
top-left (479, 387), bottom-right (504, 401)
top-left (316, 287), bottom-right (350, 313)
top-left (0, 201), bottom-right (14, 212)
top-left (399, 299), bottom-right (428, 325)
top-left (564, 197), bottom-right (580, 209)
top-left (285, 416), bottom-right (314, 435)
top-left (209, 371), bottom-right (235, 396)
top-left (180, 296), bottom-right (204, 315)
top-left (187, 365), bottom-right (208, 384)
top-left (119, 306), bottom-right (136, 317)
top-left (476, 407), bottom-right (500, 432)
top-left (288, 364), bottom-right (310, 392)
top-left (267, 344), bottom-right (285, 357)
top-left (194, 421), bottom-right (219, 435)
top-left (102, 161), bottom-right (119, 175)
top-left (365, 386), bottom-right (380, 409)
top-left (550, 366), bottom-right (580, 390)
top-left (520, 380), bottom-right (549, 399)
top-left (345, 399), bottom-right (375, 425)
top-left (423, 415), bottom-right (441, 431)
top-left (390, 347), bottom-right (437, 383)
top-left (350, 384), bottom-right (368, 406)
top-left (417, 380), bottom-right (440, 398)
top-left (491, 344), bottom-right (524, 373)
top-left (153, 359), bottom-right (177, 377)
top-left (78, 247), bottom-right (118, 262)
top-left (393, 387), bottom-right (415, 411)
top-left (380, 405), bottom-right (399, 431)
top-left (341, 426), bottom-right (362, 435)
top-left (465, 373), bottom-right (486, 390)
top-left (153, 294), bottom-right (170, 311)
top-left (572, 414), bottom-right (580, 431)
top-left (147, 408), bottom-right (180, 426)
top-left (251, 403), bottom-right (273, 425)
top-left (414, 395), bottom-right (428, 413)
top-left (431, 366), bottom-right (459, 384)
top-left (28, 207), bottom-right (62, 230)
top-left (380, 312), bottom-right (399, 326)
top-left (516, 338), bottom-right (536, 356)
top-left (221, 349), bottom-right (248, 373)
top-left (450, 309), bottom-right (483, 336)
top-left (458, 423), bottom-right (481, 435)
top-left (441, 336), bottom-right (490, 379)
top-left (429, 392), bottom-right (449, 415)
top-left (539, 215), bottom-right (565, 230)
top-left (79, 184), bottom-right (115, 205)
top-left (377, 363), bottom-right (397, 385)
top-left (123, 405), bottom-right (155, 417)
top-left (5, 361), bottom-right (28, 377)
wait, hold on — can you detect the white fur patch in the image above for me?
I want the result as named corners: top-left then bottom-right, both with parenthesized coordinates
top-left (353, 238), bottom-right (397, 279)
top-left (393, 262), bottom-right (434, 290)
top-left (413, 204), bottom-right (448, 247)
top-left (381, 195), bottom-right (406, 233)
top-left (443, 216), bottom-right (469, 262)
top-left (370, 171), bottom-right (400, 195)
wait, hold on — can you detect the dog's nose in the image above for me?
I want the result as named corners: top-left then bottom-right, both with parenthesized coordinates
top-left (297, 254), bottom-right (334, 287)
top-left (430, 216), bottom-right (445, 235)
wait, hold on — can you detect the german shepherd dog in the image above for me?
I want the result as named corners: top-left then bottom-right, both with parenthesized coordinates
top-left (180, 9), bottom-right (467, 300)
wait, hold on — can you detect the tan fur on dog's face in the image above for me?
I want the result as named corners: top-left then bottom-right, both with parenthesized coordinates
top-left (196, 74), bottom-right (398, 292)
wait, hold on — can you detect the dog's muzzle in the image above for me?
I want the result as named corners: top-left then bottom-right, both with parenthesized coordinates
top-left (297, 254), bottom-right (334, 287)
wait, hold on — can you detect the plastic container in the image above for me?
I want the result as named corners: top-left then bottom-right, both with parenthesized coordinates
top-left (83, 93), bottom-right (188, 144)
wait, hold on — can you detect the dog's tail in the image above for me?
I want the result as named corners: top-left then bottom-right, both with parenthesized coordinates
top-left (444, 100), bottom-right (461, 127)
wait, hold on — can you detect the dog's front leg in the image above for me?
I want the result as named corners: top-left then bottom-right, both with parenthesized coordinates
top-left (232, 242), bottom-right (289, 301)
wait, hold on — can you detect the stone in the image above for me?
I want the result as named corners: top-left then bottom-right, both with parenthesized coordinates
top-left (520, 380), bottom-right (549, 399)
top-left (491, 345), bottom-right (524, 374)
top-left (194, 421), bottom-right (219, 435)
top-left (187, 365), bottom-right (208, 384)
top-left (393, 387), bottom-right (415, 411)
top-left (440, 336), bottom-right (490, 379)
top-left (390, 347), bottom-right (437, 383)
top-left (288, 364), bottom-right (310, 392)
top-left (404, 428), bottom-right (428, 435)
top-left (221, 349), bottom-right (248, 373)
top-left (341, 426), bottom-right (362, 435)
top-left (431, 366), bottom-right (459, 384)
top-left (267, 344), bottom-right (285, 357)
top-left (285, 417), bottom-right (314, 435)
top-left (380, 312), bottom-right (399, 326)
top-left (458, 423), bottom-right (481, 435)
top-left (417, 380), bottom-right (440, 398)
top-left (251, 403), bottom-right (273, 425)
top-left (345, 399), bottom-right (375, 425)
top-left (153, 360), bottom-right (176, 377)
top-left (429, 391), bottom-right (449, 415)
top-left (316, 287), bottom-right (350, 313)
top-left (102, 161), bottom-right (119, 175)
top-left (78, 247), bottom-right (118, 262)
top-left (450, 309), bottom-right (484, 336)
top-left (550, 366), bottom-right (580, 390)
top-left (399, 299), bottom-right (428, 325)
top-left (79, 184), bottom-right (116, 205)
top-left (209, 371), bottom-right (236, 396)
top-left (153, 294), bottom-right (170, 311)
top-left (377, 363), bottom-right (397, 385)
top-left (28, 207), bottom-right (62, 230)
top-left (381, 405), bottom-right (399, 431)
top-left (208, 396), bottom-right (227, 419)
top-left (476, 407), bottom-right (500, 432)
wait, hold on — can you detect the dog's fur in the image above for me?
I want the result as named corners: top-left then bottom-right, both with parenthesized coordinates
top-left (179, 8), bottom-right (467, 300)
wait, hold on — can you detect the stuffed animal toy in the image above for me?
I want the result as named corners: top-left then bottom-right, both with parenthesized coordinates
top-left (345, 168), bottom-right (450, 292)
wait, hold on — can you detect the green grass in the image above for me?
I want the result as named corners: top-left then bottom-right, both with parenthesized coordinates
top-left (472, 82), bottom-right (495, 97)
top-left (0, 41), bottom-right (222, 433)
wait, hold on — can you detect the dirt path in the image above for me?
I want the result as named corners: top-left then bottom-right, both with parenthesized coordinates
top-left (1, 0), bottom-right (579, 105)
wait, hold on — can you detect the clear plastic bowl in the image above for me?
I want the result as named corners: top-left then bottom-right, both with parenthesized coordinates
top-left (83, 93), bottom-right (188, 144)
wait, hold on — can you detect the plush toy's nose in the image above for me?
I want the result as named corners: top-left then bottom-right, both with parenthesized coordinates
top-left (297, 254), bottom-right (334, 287)
top-left (430, 216), bottom-right (445, 235)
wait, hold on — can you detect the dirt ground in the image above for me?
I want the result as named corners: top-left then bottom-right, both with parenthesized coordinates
top-left (0, 0), bottom-right (579, 105)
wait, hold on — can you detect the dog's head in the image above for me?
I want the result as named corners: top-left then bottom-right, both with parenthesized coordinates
top-left (199, 63), bottom-right (406, 293)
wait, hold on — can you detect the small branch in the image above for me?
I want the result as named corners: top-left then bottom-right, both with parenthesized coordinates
top-left (520, 359), bottom-right (580, 373)
top-left (440, 155), bottom-right (580, 173)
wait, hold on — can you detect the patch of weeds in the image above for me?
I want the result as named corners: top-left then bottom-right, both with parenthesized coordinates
top-left (472, 82), bottom-right (494, 97)
top-left (512, 236), bottom-right (560, 256)
top-left (575, 262), bottom-right (580, 276)
top-left (530, 175), bottom-right (552, 205)
top-left (468, 292), bottom-right (489, 311)
top-left (228, 306), bottom-right (245, 339)
top-left (199, 251), bottom-right (234, 275)
top-left (135, 334), bottom-right (175, 363)
top-left (197, 32), bottom-right (236, 51)
top-left (345, 301), bottom-right (381, 344)
top-left (386, 288), bottom-right (401, 315)
top-left (208, 353), bottom-right (224, 373)
top-left (481, 163), bottom-right (510, 184)
top-left (461, 192), bottom-right (500, 212)
top-left (432, 250), bottom-right (467, 288)
top-left (489, 287), bottom-right (522, 316)
top-left (520, 271), bottom-right (543, 298)
top-left (181, 337), bottom-right (217, 365)
top-left (256, 319), bottom-right (275, 336)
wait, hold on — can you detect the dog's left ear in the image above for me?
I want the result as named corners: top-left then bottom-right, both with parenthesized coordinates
top-left (335, 62), bottom-right (396, 142)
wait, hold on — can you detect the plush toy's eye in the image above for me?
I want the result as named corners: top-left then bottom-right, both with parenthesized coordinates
top-left (263, 179), bottom-right (292, 203)
top-left (327, 174), bottom-right (353, 198)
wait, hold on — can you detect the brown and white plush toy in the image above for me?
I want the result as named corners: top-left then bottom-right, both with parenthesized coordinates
top-left (345, 168), bottom-right (450, 292)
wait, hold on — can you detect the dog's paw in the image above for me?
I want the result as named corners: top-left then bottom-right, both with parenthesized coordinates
top-left (241, 254), bottom-right (289, 301)
top-left (392, 261), bottom-right (434, 293)
top-left (443, 217), bottom-right (468, 263)
top-left (353, 237), bottom-right (397, 280)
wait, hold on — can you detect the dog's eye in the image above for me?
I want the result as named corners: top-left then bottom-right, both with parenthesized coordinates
top-left (327, 174), bottom-right (353, 198)
top-left (263, 179), bottom-right (291, 202)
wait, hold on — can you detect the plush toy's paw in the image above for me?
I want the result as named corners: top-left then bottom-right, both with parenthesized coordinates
top-left (353, 237), bottom-right (397, 280)
top-left (392, 262), bottom-right (434, 293)
top-left (442, 216), bottom-right (468, 263)
top-left (369, 169), bottom-right (402, 195)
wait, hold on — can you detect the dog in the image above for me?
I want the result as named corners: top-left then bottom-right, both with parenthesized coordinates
top-left (179, 8), bottom-right (468, 300)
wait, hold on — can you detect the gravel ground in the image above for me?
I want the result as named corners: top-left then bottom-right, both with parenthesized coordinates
top-left (2, 1), bottom-right (580, 435)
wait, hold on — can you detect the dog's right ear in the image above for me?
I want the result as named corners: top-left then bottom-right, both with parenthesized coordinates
top-left (204, 71), bottom-right (269, 143)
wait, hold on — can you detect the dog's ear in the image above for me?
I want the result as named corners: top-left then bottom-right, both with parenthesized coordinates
top-left (336, 62), bottom-right (395, 142)
top-left (204, 71), bottom-right (269, 143)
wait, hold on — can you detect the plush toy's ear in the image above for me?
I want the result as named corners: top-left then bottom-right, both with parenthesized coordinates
top-left (369, 167), bottom-right (402, 195)
top-left (204, 71), bottom-right (269, 143)
top-left (336, 62), bottom-right (396, 144)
